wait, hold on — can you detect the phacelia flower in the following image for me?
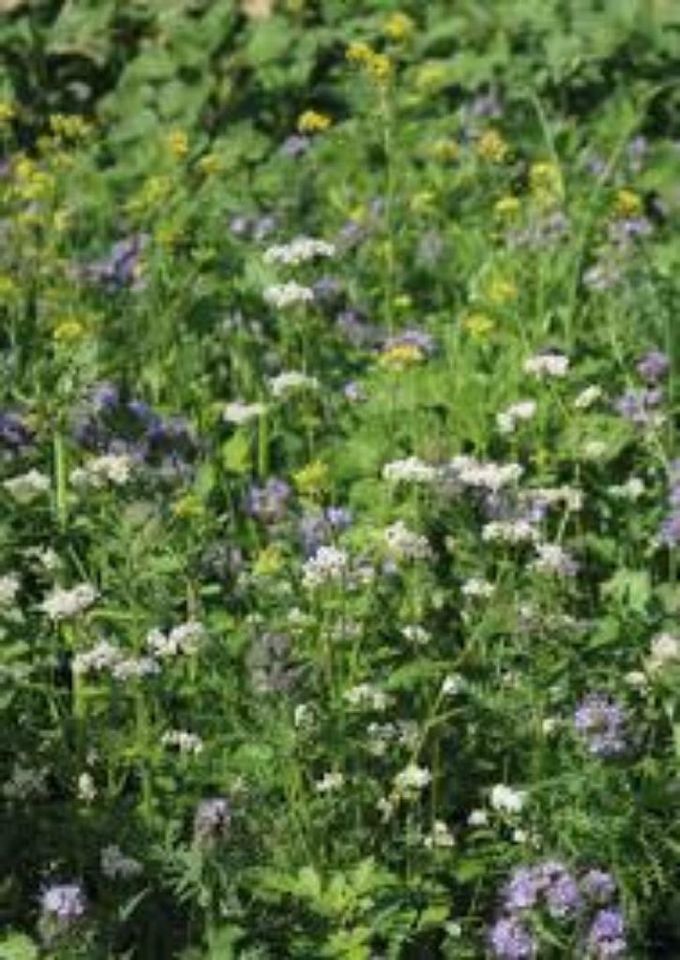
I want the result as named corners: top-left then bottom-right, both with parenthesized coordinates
top-left (193, 797), bottom-right (231, 846)
top-left (574, 694), bottom-right (627, 758)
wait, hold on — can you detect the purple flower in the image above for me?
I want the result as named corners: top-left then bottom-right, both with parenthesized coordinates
top-left (608, 217), bottom-right (653, 246)
top-left (613, 387), bottom-right (663, 426)
top-left (581, 870), bottom-right (617, 905)
top-left (313, 276), bottom-right (343, 305)
top-left (383, 328), bottom-right (436, 356)
top-left (574, 694), bottom-right (627, 758)
top-left (40, 882), bottom-right (86, 925)
top-left (660, 512), bottom-right (680, 547)
top-left (503, 867), bottom-right (541, 912)
top-left (193, 797), bottom-right (231, 845)
top-left (0, 411), bottom-right (32, 458)
top-left (81, 234), bottom-right (148, 291)
top-left (545, 870), bottom-right (582, 918)
top-left (489, 916), bottom-right (536, 959)
top-left (587, 908), bottom-right (627, 958)
top-left (247, 477), bottom-right (291, 523)
top-left (636, 350), bottom-right (669, 383)
top-left (280, 134), bottom-right (310, 158)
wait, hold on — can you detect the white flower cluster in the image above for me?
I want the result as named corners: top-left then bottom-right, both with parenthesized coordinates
top-left (482, 520), bottom-right (539, 544)
top-left (401, 623), bottom-right (431, 645)
top-left (382, 456), bottom-right (438, 485)
top-left (447, 455), bottom-right (524, 492)
top-left (101, 844), bottom-right (143, 880)
top-left (40, 583), bottom-right (97, 620)
top-left (574, 384), bottom-right (603, 409)
top-left (646, 633), bottom-right (680, 674)
top-left (384, 521), bottom-right (431, 561)
top-left (70, 454), bottom-right (133, 489)
top-left (490, 783), bottom-right (527, 814)
top-left (146, 620), bottom-right (206, 658)
top-left (161, 729), bottom-right (204, 755)
top-left (263, 281), bottom-right (314, 309)
top-left (3, 764), bottom-right (48, 800)
top-left (523, 352), bottom-right (569, 378)
top-left (0, 573), bottom-right (20, 607)
top-left (367, 720), bottom-right (418, 756)
top-left (302, 546), bottom-right (348, 589)
top-left (3, 469), bottom-right (50, 503)
top-left (343, 683), bottom-right (390, 712)
top-left (393, 763), bottom-right (431, 796)
top-left (527, 485), bottom-right (583, 512)
top-left (461, 577), bottom-right (494, 599)
top-left (223, 401), bottom-right (266, 425)
top-left (423, 820), bottom-right (455, 849)
top-left (496, 400), bottom-right (537, 434)
top-left (531, 543), bottom-right (578, 576)
top-left (73, 640), bottom-right (160, 682)
top-left (264, 236), bottom-right (335, 265)
top-left (608, 477), bottom-right (645, 501)
top-left (441, 673), bottom-right (465, 696)
top-left (268, 370), bottom-right (320, 398)
top-left (315, 771), bottom-right (345, 793)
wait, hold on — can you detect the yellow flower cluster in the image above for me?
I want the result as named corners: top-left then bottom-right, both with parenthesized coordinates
top-left (462, 312), bottom-right (495, 339)
top-left (197, 152), bottom-right (220, 176)
top-left (529, 161), bottom-right (563, 206)
top-left (614, 188), bottom-right (642, 218)
top-left (384, 12), bottom-right (415, 42)
top-left (53, 319), bottom-right (87, 344)
top-left (379, 343), bottom-right (424, 370)
top-left (486, 277), bottom-right (517, 305)
top-left (476, 129), bottom-right (510, 163)
top-left (166, 130), bottom-right (189, 159)
top-left (297, 110), bottom-right (332, 134)
top-left (494, 195), bottom-right (521, 218)
top-left (346, 42), bottom-right (392, 85)
top-left (127, 175), bottom-right (172, 215)
top-left (12, 156), bottom-right (55, 202)
top-left (0, 102), bottom-right (16, 125)
top-left (294, 460), bottom-right (329, 496)
top-left (49, 114), bottom-right (92, 141)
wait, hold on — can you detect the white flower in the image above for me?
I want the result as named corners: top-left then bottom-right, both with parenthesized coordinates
top-left (441, 673), bottom-right (465, 696)
top-left (0, 573), bottom-right (20, 607)
top-left (268, 370), bottom-right (320, 398)
top-left (624, 670), bottom-right (649, 691)
top-left (315, 771), bottom-right (345, 793)
top-left (294, 703), bottom-right (316, 729)
top-left (71, 454), bottom-right (132, 489)
top-left (73, 640), bottom-right (121, 676)
top-left (384, 521), bottom-right (431, 561)
top-left (40, 583), bottom-right (97, 620)
top-left (531, 543), bottom-right (578, 576)
top-left (581, 440), bottom-right (608, 461)
top-left (528, 486), bottom-right (583, 512)
top-left (496, 400), bottom-right (537, 434)
top-left (161, 730), bottom-right (204, 755)
top-left (447, 456), bottom-right (524, 492)
top-left (111, 656), bottom-right (160, 681)
top-left (264, 236), bottom-right (336, 265)
top-left (482, 520), bottom-right (539, 544)
top-left (343, 683), bottom-right (390, 711)
top-left (101, 845), bottom-right (143, 880)
top-left (646, 633), bottom-right (680, 674)
top-left (490, 783), bottom-right (526, 814)
top-left (542, 717), bottom-right (559, 735)
top-left (302, 546), bottom-right (348, 589)
top-left (424, 820), bottom-right (455, 849)
top-left (382, 456), bottom-right (438, 485)
top-left (77, 772), bottom-right (97, 803)
top-left (461, 577), bottom-right (494, 599)
top-left (512, 828), bottom-right (529, 844)
top-left (574, 385), bottom-right (603, 409)
top-left (394, 763), bottom-right (431, 795)
top-left (523, 352), bottom-right (569, 379)
top-left (401, 624), bottom-right (431, 645)
top-left (263, 281), bottom-right (314, 309)
top-left (3, 469), bottom-right (50, 503)
top-left (223, 401), bottom-right (266, 425)
top-left (608, 477), bottom-right (645, 501)
top-left (146, 621), bottom-right (205, 658)
top-left (467, 808), bottom-right (489, 827)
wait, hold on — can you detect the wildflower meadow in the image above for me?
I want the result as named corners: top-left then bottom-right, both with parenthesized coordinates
top-left (1, 1), bottom-right (680, 957)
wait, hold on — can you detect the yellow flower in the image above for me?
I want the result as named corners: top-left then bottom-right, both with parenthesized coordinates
top-left (494, 195), bottom-right (521, 218)
top-left (614, 188), bottom-right (642, 218)
top-left (462, 312), bottom-right (495, 339)
top-left (379, 343), bottom-right (424, 370)
top-left (197, 152), bottom-right (220, 176)
top-left (366, 52), bottom-right (392, 84)
top-left (172, 493), bottom-right (205, 520)
top-left (476, 129), bottom-right (510, 163)
top-left (297, 110), bottom-right (332, 134)
top-left (346, 41), bottom-right (374, 65)
top-left (253, 544), bottom-right (284, 577)
top-left (529, 161), bottom-right (563, 207)
top-left (127, 175), bottom-right (171, 215)
top-left (294, 460), bottom-right (329, 497)
top-left (48, 114), bottom-right (91, 141)
top-left (0, 102), bottom-right (16, 125)
top-left (166, 129), bottom-right (189, 159)
top-left (486, 277), bottom-right (517, 305)
top-left (53, 319), bottom-right (86, 344)
top-left (429, 139), bottom-right (459, 163)
top-left (384, 12), bottom-right (415, 42)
